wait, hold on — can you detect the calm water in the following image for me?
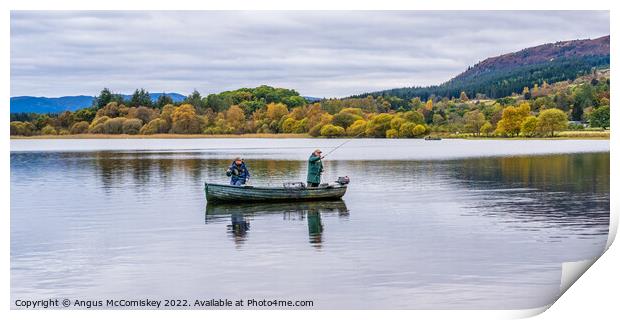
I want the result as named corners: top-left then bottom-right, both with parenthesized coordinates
top-left (11, 139), bottom-right (610, 309)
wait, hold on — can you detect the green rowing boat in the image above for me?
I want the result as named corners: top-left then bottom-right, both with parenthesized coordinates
top-left (204, 179), bottom-right (349, 203)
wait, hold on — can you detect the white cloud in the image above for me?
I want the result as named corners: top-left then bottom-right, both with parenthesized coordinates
top-left (10, 11), bottom-right (610, 98)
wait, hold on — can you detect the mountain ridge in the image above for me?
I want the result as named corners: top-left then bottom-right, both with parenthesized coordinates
top-left (360, 35), bottom-right (610, 100)
top-left (452, 35), bottom-right (609, 82)
top-left (10, 93), bottom-right (186, 114)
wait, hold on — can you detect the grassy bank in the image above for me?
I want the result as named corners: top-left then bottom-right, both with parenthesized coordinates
top-left (10, 131), bottom-right (609, 140)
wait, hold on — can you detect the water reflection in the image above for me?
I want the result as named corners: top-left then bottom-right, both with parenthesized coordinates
top-left (448, 154), bottom-right (610, 234)
top-left (205, 201), bottom-right (349, 248)
top-left (10, 147), bottom-right (610, 309)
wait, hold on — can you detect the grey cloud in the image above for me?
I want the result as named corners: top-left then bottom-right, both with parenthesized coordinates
top-left (10, 11), bottom-right (609, 98)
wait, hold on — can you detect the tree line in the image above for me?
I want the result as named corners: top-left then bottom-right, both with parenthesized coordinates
top-left (10, 72), bottom-right (610, 138)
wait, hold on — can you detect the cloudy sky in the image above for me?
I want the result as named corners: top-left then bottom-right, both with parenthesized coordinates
top-left (11, 11), bottom-right (609, 98)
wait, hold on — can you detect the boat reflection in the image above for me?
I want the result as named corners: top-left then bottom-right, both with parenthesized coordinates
top-left (205, 200), bottom-right (349, 247)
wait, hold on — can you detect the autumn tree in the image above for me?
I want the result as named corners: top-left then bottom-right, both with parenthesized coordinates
top-left (225, 105), bottom-right (246, 134)
top-left (346, 120), bottom-right (367, 137)
top-left (365, 114), bottom-right (394, 138)
top-left (320, 124), bottom-right (346, 137)
top-left (140, 119), bottom-right (170, 134)
top-left (537, 108), bottom-right (568, 137)
top-left (522, 87), bottom-right (531, 100)
top-left (122, 119), bottom-right (143, 135)
top-left (412, 124), bottom-right (427, 137)
top-left (41, 124), bottom-right (57, 135)
top-left (103, 117), bottom-right (127, 134)
top-left (171, 104), bottom-right (203, 134)
top-left (128, 106), bottom-right (158, 124)
top-left (460, 91), bottom-right (469, 102)
top-left (520, 116), bottom-right (538, 137)
top-left (70, 121), bottom-right (90, 134)
top-left (495, 103), bottom-right (530, 137)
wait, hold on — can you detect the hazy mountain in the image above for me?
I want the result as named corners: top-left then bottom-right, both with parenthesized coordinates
top-left (10, 92), bottom-right (186, 114)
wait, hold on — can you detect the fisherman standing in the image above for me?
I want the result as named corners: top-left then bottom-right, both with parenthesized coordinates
top-left (226, 157), bottom-right (251, 186)
top-left (307, 149), bottom-right (324, 187)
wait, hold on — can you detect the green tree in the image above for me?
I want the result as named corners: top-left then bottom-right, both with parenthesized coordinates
top-left (94, 88), bottom-right (113, 109)
top-left (184, 90), bottom-right (204, 111)
top-left (589, 106), bottom-right (609, 129)
top-left (74, 108), bottom-right (96, 123)
top-left (403, 110), bottom-right (424, 124)
top-left (130, 88), bottom-right (152, 107)
top-left (156, 94), bottom-right (174, 109)
top-left (480, 121), bottom-right (493, 137)
top-left (537, 108), bottom-right (568, 137)
top-left (464, 110), bottom-right (486, 136)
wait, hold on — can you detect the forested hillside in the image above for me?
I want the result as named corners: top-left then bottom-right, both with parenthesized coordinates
top-left (361, 36), bottom-right (610, 101)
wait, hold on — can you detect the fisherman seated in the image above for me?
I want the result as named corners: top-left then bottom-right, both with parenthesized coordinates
top-left (226, 157), bottom-right (251, 186)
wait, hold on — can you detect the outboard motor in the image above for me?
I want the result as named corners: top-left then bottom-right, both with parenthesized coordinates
top-left (336, 176), bottom-right (350, 185)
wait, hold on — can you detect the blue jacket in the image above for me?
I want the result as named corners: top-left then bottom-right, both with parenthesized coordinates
top-left (227, 161), bottom-right (250, 183)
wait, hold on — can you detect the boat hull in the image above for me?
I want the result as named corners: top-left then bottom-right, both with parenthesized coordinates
top-left (205, 182), bottom-right (347, 202)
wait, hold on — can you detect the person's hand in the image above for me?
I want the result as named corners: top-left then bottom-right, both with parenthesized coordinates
top-left (320, 156), bottom-right (325, 159)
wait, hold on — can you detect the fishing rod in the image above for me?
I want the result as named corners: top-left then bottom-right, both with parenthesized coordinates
top-left (321, 131), bottom-right (365, 158)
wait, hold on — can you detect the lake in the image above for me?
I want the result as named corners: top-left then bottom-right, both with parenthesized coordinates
top-left (10, 139), bottom-right (610, 309)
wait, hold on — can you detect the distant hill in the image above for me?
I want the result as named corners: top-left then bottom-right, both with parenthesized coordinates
top-left (361, 35), bottom-right (610, 100)
top-left (303, 96), bottom-right (322, 103)
top-left (10, 92), bottom-right (186, 114)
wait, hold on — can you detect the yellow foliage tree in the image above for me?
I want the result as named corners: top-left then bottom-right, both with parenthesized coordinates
top-left (537, 108), bottom-right (568, 137)
top-left (226, 105), bottom-right (246, 133)
top-left (171, 104), bottom-right (203, 134)
top-left (346, 119), bottom-right (367, 137)
top-left (266, 103), bottom-right (289, 122)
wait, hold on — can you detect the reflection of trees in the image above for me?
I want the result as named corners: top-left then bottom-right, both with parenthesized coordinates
top-left (453, 153), bottom-right (609, 194)
top-left (450, 153), bottom-right (609, 229)
top-left (206, 200), bottom-right (348, 248)
top-left (91, 152), bottom-right (306, 191)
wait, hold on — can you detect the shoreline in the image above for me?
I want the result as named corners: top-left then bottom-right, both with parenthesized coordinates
top-left (9, 132), bottom-right (610, 140)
